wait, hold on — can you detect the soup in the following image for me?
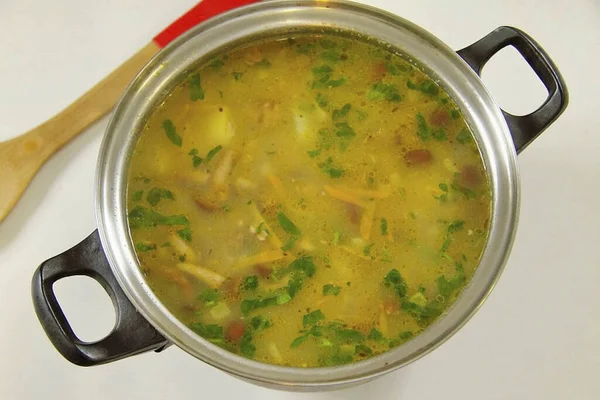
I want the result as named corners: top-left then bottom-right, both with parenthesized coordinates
top-left (126, 34), bottom-right (491, 368)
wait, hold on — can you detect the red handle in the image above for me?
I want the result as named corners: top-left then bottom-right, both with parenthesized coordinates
top-left (153, 0), bottom-right (260, 48)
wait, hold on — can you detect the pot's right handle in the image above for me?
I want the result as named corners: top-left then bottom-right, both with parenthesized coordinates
top-left (32, 230), bottom-right (170, 366)
top-left (457, 26), bottom-right (569, 153)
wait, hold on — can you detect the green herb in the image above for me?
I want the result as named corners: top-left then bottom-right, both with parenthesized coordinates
top-left (439, 183), bottom-right (449, 192)
top-left (277, 212), bottom-right (301, 235)
top-left (436, 273), bottom-right (465, 298)
top-left (128, 206), bottom-right (189, 229)
top-left (250, 315), bottom-right (272, 331)
top-left (335, 122), bottom-right (355, 138)
top-left (384, 269), bottom-right (407, 299)
top-left (319, 157), bottom-right (345, 178)
top-left (256, 222), bottom-right (268, 235)
top-left (135, 242), bottom-right (156, 252)
top-left (178, 254), bottom-right (186, 262)
top-left (204, 145), bottom-right (223, 163)
top-left (323, 284), bottom-right (341, 296)
top-left (276, 292), bottom-right (292, 305)
top-left (177, 228), bottom-right (192, 242)
top-left (332, 103), bottom-right (351, 120)
top-left (380, 218), bottom-right (388, 235)
top-left (368, 328), bottom-right (384, 341)
top-left (307, 149), bottom-right (321, 158)
top-left (146, 188), bottom-right (174, 206)
top-left (406, 79), bottom-right (439, 96)
top-left (363, 243), bottom-right (374, 257)
top-left (333, 231), bottom-right (342, 245)
top-left (188, 148), bottom-right (203, 167)
top-left (160, 242), bottom-right (171, 248)
top-left (296, 42), bottom-right (316, 54)
top-left (240, 333), bottom-right (256, 357)
top-left (326, 354), bottom-right (354, 366)
top-left (162, 119), bottom-right (182, 147)
top-left (198, 289), bottom-right (218, 306)
top-left (189, 322), bottom-right (224, 344)
top-left (232, 71), bottom-right (243, 81)
top-left (242, 276), bottom-right (259, 291)
top-left (311, 65), bottom-right (346, 89)
top-left (321, 49), bottom-right (341, 63)
top-left (218, 90), bottom-right (224, 99)
top-left (416, 113), bottom-right (447, 142)
top-left (418, 285), bottom-right (426, 294)
top-left (303, 310), bottom-right (325, 327)
top-left (281, 236), bottom-right (299, 252)
top-left (221, 205), bottom-right (232, 213)
top-left (286, 274), bottom-right (304, 298)
top-left (287, 256), bottom-right (316, 278)
top-left (189, 73), bottom-right (205, 101)
top-left (399, 331), bottom-right (414, 340)
top-left (241, 297), bottom-right (277, 315)
top-left (367, 82), bottom-right (401, 102)
top-left (316, 93), bottom-right (329, 109)
top-left (401, 299), bottom-right (443, 322)
top-left (355, 344), bottom-right (373, 356)
top-left (441, 220), bottom-right (465, 253)
top-left (291, 334), bottom-right (309, 349)
top-left (409, 211), bottom-right (416, 219)
top-left (456, 128), bottom-right (472, 145)
top-left (208, 58), bottom-right (225, 70)
top-left (335, 328), bottom-right (364, 343)
top-left (385, 61), bottom-right (409, 75)
top-left (434, 183), bottom-right (449, 203)
top-left (132, 190), bottom-right (143, 201)
top-left (451, 109), bottom-right (460, 119)
top-left (255, 58), bottom-right (271, 68)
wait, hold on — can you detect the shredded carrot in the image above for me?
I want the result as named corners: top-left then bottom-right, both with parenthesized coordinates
top-left (234, 249), bottom-right (285, 270)
top-left (360, 201), bottom-right (377, 240)
top-left (323, 185), bottom-right (367, 208)
top-left (177, 262), bottom-right (226, 288)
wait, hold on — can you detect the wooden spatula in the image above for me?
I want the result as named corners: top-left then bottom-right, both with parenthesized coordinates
top-left (0, 0), bottom-right (259, 223)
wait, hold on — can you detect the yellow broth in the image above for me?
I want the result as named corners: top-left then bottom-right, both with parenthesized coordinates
top-left (126, 35), bottom-right (491, 367)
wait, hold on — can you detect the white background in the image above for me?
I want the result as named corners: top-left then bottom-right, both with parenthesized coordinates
top-left (1, 0), bottom-right (599, 399)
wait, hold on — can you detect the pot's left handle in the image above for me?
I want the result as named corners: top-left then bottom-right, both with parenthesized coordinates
top-left (32, 230), bottom-right (170, 366)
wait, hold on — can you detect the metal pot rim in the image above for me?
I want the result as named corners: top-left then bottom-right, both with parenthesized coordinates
top-left (95, 0), bottom-right (519, 389)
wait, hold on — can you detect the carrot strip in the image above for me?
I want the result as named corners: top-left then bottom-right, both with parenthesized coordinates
top-left (323, 185), bottom-right (367, 208)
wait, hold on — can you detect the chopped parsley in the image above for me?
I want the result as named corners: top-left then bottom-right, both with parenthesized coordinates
top-left (281, 236), bottom-right (299, 252)
top-left (456, 128), bottom-right (472, 145)
top-left (188, 149), bottom-right (203, 167)
top-left (406, 79), bottom-right (439, 96)
top-left (204, 145), bottom-right (223, 163)
top-left (128, 206), bottom-right (189, 229)
top-left (440, 220), bottom-right (465, 253)
top-left (367, 82), bottom-right (401, 102)
top-left (319, 157), bottom-right (344, 178)
top-left (198, 288), bottom-right (219, 306)
top-left (384, 269), bottom-right (407, 299)
top-left (146, 188), bottom-right (174, 206)
top-left (303, 309), bottom-right (325, 327)
top-left (189, 322), bottom-right (224, 345)
top-left (188, 73), bottom-right (205, 101)
top-left (231, 71), bottom-right (243, 81)
top-left (416, 113), bottom-right (447, 141)
top-left (135, 242), bottom-right (156, 252)
top-left (322, 284), bottom-right (341, 296)
top-left (208, 58), bottom-right (225, 70)
top-left (277, 212), bottom-right (301, 235)
top-left (311, 65), bottom-right (346, 89)
top-left (332, 103), bottom-right (351, 120)
top-left (242, 276), bottom-right (259, 291)
top-left (132, 190), bottom-right (143, 202)
top-left (162, 119), bottom-right (182, 147)
top-left (177, 227), bottom-right (192, 242)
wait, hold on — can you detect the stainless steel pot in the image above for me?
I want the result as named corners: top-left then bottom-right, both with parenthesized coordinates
top-left (32, 0), bottom-right (568, 391)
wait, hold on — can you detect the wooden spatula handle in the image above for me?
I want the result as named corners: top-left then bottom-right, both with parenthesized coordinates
top-left (0, 0), bottom-right (259, 223)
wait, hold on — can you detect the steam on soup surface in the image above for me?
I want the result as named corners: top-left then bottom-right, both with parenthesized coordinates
top-left (127, 34), bottom-right (491, 367)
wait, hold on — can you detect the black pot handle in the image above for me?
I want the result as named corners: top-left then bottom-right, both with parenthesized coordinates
top-left (32, 230), bottom-right (170, 366)
top-left (457, 26), bottom-right (569, 153)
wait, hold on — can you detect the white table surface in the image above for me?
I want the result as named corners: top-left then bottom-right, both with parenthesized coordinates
top-left (1, 0), bottom-right (599, 398)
